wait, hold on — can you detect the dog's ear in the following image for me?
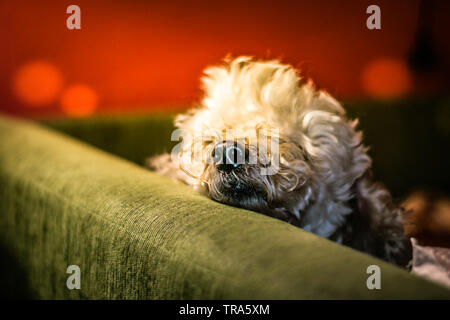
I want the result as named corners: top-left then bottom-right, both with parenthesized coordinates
top-left (351, 173), bottom-right (412, 266)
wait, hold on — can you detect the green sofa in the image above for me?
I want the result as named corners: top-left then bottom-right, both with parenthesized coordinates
top-left (0, 98), bottom-right (449, 299)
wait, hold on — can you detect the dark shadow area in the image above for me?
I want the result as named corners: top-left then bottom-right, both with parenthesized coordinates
top-left (345, 96), bottom-right (450, 199)
top-left (0, 241), bottom-right (34, 299)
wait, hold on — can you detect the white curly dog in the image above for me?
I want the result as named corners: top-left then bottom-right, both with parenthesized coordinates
top-left (149, 56), bottom-right (412, 266)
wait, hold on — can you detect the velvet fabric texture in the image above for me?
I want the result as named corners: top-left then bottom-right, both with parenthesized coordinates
top-left (0, 107), bottom-right (449, 299)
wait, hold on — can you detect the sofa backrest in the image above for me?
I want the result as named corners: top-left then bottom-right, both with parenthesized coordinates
top-left (1, 114), bottom-right (449, 299)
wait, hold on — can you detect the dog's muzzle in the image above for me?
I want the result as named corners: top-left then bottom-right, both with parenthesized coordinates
top-left (212, 141), bottom-right (248, 173)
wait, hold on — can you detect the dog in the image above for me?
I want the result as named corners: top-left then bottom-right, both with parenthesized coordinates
top-left (148, 56), bottom-right (412, 267)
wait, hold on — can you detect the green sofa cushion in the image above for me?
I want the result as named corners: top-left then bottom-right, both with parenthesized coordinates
top-left (0, 114), bottom-right (449, 299)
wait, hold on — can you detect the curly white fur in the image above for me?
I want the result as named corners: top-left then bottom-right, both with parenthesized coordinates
top-left (149, 56), bottom-right (412, 266)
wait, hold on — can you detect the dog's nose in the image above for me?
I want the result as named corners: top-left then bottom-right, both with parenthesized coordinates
top-left (212, 141), bottom-right (246, 173)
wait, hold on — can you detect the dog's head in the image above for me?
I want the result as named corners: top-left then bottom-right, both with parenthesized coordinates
top-left (196, 129), bottom-right (314, 225)
top-left (173, 57), bottom-right (371, 228)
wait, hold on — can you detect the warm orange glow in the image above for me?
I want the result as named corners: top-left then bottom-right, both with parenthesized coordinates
top-left (4, 1), bottom-right (448, 117)
top-left (361, 58), bottom-right (413, 99)
top-left (12, 61), bottom-right (63, 106)
top-left (60, 84), bottom-right (98, 117)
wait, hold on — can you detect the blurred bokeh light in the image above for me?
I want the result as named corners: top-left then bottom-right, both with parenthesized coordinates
top-left (61, 84), bottom-right (98, 117)
top-left (361, 58), bottom-right (413, 98)
top-left (12, 61), bottom-right (63, 107)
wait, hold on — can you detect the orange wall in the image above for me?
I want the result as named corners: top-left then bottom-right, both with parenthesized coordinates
top-left (1, 0), bottom-right (449, 117)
